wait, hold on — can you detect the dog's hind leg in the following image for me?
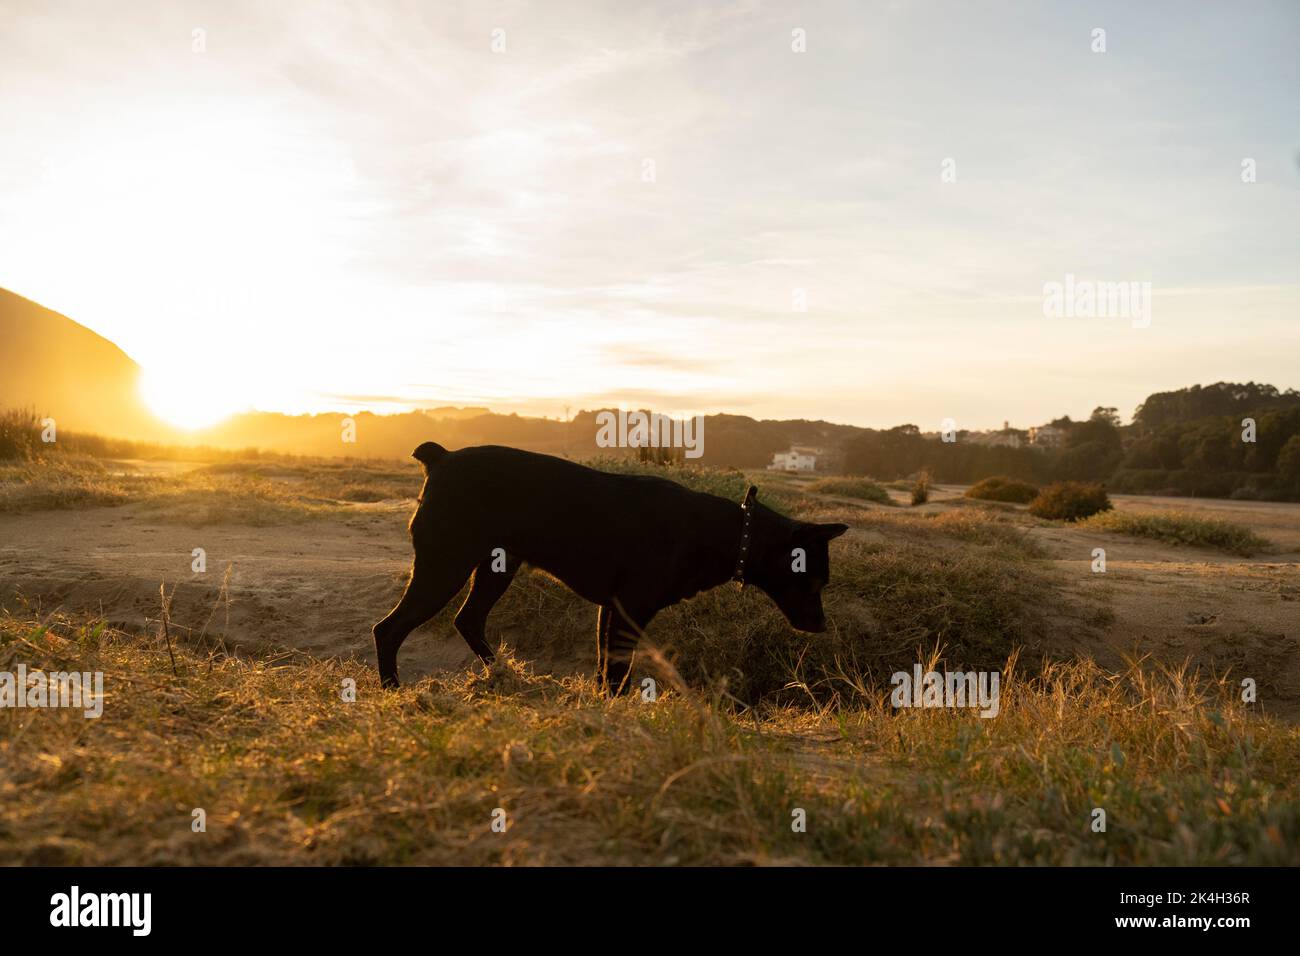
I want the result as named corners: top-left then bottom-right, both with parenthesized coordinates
top-left (595, 605), bottom-right (612, 692)
top-left (454, 553), bottom-right (520, 665)
top-left (597, 601), bottom-right (655, 697)
top-left (373, 554), bottom-right (475, 688)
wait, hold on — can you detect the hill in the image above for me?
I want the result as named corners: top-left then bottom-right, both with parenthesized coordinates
top-left (0, 287), bottom-right (166, 440)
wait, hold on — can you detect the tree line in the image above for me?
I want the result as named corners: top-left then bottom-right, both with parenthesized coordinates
top-left (839, 383), bottom-right (1300, 501)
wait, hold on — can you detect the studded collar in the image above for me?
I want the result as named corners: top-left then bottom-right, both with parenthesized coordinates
top-left (732, 495), bottom-right (755, 584)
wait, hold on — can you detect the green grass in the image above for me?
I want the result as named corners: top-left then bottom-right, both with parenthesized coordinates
top-left (2, 610), bottom-right (1295, 865)
top-left (806, 476), bottom-right (894, 505)
top-left (1082, 510), bottom-right (1272, 557)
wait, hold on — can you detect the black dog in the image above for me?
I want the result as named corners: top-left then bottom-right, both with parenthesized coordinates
top-left (373, 443), bottom-right (848, 693)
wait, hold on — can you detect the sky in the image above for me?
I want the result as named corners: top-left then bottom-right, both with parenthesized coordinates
top-left (1, 0), bottom-right (1297, 430)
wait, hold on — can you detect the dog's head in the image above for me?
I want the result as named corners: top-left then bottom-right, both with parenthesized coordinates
top-left (741, 487), bottom-right (848, 633)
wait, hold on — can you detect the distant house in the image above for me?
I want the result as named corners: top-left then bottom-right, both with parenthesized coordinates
top-left (768, 445), bottom-right (820, 472)
top-left (1028, 424), bottom-right (1066, 449)
top-left (967, 421), bottom-right (1027, 449)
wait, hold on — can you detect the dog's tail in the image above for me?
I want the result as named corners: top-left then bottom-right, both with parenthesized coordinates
top-left (411, 441), bottom-right (448, 470)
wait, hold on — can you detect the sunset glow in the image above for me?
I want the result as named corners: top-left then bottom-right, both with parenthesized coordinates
top-left (1, 2), bottom-right (1297, 429)
top-left (139, 365), bottom-right (245, 430)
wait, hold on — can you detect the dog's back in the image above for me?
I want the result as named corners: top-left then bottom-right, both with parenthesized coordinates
top-left (411, 443), bottom-right (732, 604)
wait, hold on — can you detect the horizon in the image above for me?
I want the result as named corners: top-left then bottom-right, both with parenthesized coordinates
top-left (2, 0), bottom-right (1298, 432)
top-left (11, 283), bottom-right (1295, 437)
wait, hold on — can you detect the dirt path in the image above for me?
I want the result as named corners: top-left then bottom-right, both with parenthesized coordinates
top-left (1025, 514), bottom-right (1300, 717)
top-left (0, 501), bottom-right (483, 676)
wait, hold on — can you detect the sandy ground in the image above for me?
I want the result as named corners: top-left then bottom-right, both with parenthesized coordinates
top-left (1026, 498), bottom-right (1300, 717)
top-left (2, 479), bottom-right (1297, 716)
top-left (0, 501), bottom-right (472, 676)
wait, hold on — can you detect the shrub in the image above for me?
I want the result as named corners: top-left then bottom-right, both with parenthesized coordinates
top-left (910, 470), bottom-right (930, 506)
top-left (1028, 481), bottom-right (1112, 521)
top-left (1082, 510), bottom-right (1270, 557)
top-left (806, 476), bottom-right (893, 505)
top-left (965, 476), bottom-right (1039, 504)
top-left (0, 407), bottom-right (44, 461)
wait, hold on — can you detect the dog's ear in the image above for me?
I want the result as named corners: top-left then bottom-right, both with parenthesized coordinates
top-left (412, 441), bottom-right (447, 469)
top-left (815, 522), bottom-right (849, 541)
top-left (743, 485), bottom-right (758, 508)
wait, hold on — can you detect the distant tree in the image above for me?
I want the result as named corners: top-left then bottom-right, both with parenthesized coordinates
top-left (1057, 440), bottom-right (1122, 481)
top-left (1278, 435), bottom-right (1300, 485)
top-left (1133, 382), bottom-right (1299, 432)
top-left (1066, 416), bottom-right (1122, 453)
top-left (1091, 406), bottom-right (1121, 428)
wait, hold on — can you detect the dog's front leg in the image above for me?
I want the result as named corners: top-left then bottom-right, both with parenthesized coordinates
top-left (373, 556), bottom-right (475, 687)
top-left (597, 602), bottom-right (652, 697)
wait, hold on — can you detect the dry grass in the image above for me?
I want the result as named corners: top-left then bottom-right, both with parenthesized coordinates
top-left (3, 452), bottom-right (1297, 865)
top-left (805, 476), bottom-right (894, 505)
top-left (1082, 510), bottom-right (1272, 557)
top-left (0, 458), bottom-right (144, 511)
top-left (2, 610), bottom-right (1295, 865)
top-left (849, 507), bottom-right (1044, 557)
top-left (0, 456), bottom-right (410, 523)
top-left (653, 536), bottom-right (1062, 706)
top-left (1, 455), bottom-right (781, 522)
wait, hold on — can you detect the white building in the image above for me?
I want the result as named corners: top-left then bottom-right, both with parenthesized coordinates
top-left (1028, 424), bottom-right (1066, 449)
top-left (768, 446), bottom-right (819, 472)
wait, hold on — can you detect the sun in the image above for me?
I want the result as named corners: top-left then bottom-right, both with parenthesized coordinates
top-left (140, 366), bottom-right (243, 431)
top-left (22, 114), bottom-right (354, 433)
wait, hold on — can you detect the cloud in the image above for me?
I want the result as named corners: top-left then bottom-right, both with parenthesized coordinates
top-left (0, 0), bottom-right (1296, 429)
